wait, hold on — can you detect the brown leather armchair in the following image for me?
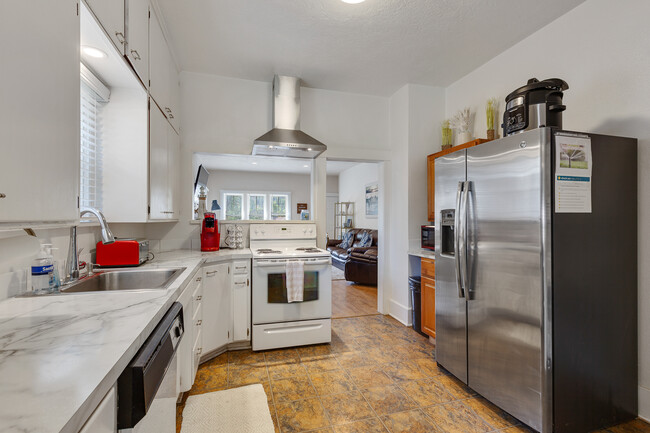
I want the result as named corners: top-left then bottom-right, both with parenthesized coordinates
top-left (327, 229), bottom-right (378, 285)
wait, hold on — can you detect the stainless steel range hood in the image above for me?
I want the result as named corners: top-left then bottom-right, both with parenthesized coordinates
top-left (253, 75), bottom-right (326, 159)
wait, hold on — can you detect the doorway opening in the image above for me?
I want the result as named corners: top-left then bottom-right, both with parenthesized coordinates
top-left (325, 159), bottom-right (382, 319)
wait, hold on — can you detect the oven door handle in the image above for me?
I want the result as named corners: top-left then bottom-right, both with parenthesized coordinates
top-left (254, 259), bottom-right (331, 267)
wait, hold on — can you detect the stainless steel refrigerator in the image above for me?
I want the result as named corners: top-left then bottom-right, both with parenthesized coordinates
top-left (434, 127), bottom-right (637, 433)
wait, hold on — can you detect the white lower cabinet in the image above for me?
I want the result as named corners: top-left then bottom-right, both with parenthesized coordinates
top-left (232, 273), bottom-right (250, 342)
top-left (202, 263), bottom-right (232, 354)
top-left (177, 272), bottom-right (202, 394)
top-left (78, 386), bottom-right (117, 433)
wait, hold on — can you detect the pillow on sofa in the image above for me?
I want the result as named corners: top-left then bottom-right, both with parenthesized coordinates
top-left (359, 231), bottom-right (373, 247)
top-left (337, 231), bottom-right (355, 249)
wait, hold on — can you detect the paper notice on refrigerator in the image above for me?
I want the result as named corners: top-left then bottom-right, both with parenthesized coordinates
top-left (554, 134), bottom-right (592, 213)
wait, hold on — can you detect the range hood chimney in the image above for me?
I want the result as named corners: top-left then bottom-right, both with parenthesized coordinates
top-left (253, 75), bottom-right (327, 159)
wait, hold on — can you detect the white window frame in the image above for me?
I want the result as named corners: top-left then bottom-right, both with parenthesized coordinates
top-left (221, 190), bottom-right (292, 221)
top-left (247, 193), bottom-right (267, 220)
top-left (223, 192), bottom-right (245, 220)
top-left (270, 193), bottom-right (290, 221)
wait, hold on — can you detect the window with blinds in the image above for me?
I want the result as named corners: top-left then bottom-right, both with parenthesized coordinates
top-left (80, 69), bottom-right (108, 210)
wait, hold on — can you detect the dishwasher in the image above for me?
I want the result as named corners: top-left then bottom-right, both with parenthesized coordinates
top-left (117, 302), bottom-right (184, 433)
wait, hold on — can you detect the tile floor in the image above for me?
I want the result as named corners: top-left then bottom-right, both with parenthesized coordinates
top-left (177, 314), bottom-right (650, 433)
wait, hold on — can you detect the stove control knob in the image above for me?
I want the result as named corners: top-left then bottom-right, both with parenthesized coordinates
top-left (308, 228), bottom-right (314, 234)
top-left (303, 228), bottom-right (307, 234)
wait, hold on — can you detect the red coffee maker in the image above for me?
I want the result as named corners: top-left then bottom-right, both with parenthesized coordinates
top-left (200, 212), bottom-right (220, 251)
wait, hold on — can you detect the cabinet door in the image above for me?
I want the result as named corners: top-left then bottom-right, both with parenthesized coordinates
top-left (427, 154), bottom-right (435, 222)
top-left (0, 1), bottom-right (79, 224)
top-left (166, 54), bottom-right (180, 132)
top-left (85, 0), bottom-right (125, 53)
top-left (149, 102), bottom-right (169, 220)
top-left (149, 8), bottom-right (170, 112)
top-left (126, 0), bottom-right (148, 86)
top-left (202, 263), bottom-right (232, 354)
top-left (167, 125), bottom-right (180, 219)
top-left (232, 274), bottom-right (250, 341)
top-left (78, 386), bottom-right (117, 433)
top-left (422, 276), bottom-right (436, 338)
top-left (177, 275), bottom-right (201, 393)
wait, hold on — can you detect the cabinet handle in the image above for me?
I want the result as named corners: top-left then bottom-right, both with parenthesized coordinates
top-left (115, 32), bottom-right (125, 44)
top-left (195, 295), bottom-right (202, 301)
top-left (161, 211), bottom-right (174, 215)
top-left (165, 107), bottom-right (174, 119)
top-left (196, 277), bottom-right (202, 282)
top-left (130, 49), bottom-right (141, 60)
top-left (247, 278), bottom-right (249, 286)
top-left (206, 270), bottom-right (218, 276)
top-left (247, 328), bottom-right (249, 337)
top-left (0, 193), bottom-right (5, 198)
top-left (196, 320), bottom-right (202, 326)
top-left (235, 266), bottom-right (247, 270)
top-left (196, 347), bottom-right (202, 355)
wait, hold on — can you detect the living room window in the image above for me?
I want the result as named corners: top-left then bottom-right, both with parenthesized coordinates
top-left (222, 191), bottom-right (291, 221)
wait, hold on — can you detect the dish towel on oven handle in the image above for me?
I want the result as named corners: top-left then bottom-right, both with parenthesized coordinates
top-left (286, 260), bottom-right (304, 303)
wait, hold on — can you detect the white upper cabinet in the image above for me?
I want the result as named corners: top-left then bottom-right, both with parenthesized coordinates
top-left (149, 7), bottom-right (179, 133)
top-left (149, 101), bottom-right (178, 220)
top-left (126, 0), bottom-right (149, 86)
top-left (85, 0), bottom-right (126, 54)
top-left (0, 1), bottom-right (80, 225)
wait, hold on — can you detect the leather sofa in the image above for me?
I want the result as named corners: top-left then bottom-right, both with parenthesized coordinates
top-left (327, 229), bottom-right (378, 286)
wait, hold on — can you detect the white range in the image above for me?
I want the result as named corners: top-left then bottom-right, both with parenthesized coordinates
top-left (250, 223), bottom-right (332, 351)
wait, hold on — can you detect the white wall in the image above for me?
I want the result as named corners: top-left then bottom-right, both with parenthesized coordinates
top-left (384, 84), bottom-right (447, 323)
top-left (326, 175), bottom-right (339, 194)
top-left (338, 163), bottom-right (378, 231)
top-left (206, 170), bottom-right (311, 221)
top-left (444, 0), bottom-right (650, 419)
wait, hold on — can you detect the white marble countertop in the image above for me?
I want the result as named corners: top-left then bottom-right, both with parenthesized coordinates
top-left (0, 248), bottom-right (251, 433)
top-left (408, 249), bottom-right (436, 259)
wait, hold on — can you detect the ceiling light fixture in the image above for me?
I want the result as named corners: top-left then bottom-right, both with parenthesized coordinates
top-left (341, 0), bottom-right (365, 3)
top-left (303, 165), bottom-right (309, 168)
top-left (251, 162), bottom-right (258, 165)
top-left (82, 46), bottom-right (107, 58)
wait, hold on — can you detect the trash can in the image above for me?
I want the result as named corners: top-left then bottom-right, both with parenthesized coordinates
top-left (409, 276), bottom-right (427, 337)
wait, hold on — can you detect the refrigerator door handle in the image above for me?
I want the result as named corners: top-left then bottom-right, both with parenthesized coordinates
top-left (459, 181), bottom-right (470, 299)
top-left (455, 181), bottom-right (465, 298)
top-left (461, 180), bottom-right (472, 299)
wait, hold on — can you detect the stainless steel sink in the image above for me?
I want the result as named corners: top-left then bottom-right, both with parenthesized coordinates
top-left (59, 267), bottom-right (185, 293)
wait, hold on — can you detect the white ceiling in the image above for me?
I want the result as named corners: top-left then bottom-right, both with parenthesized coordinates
top-left (196, 153), bottom-right (361, 175)
top-left (156, 0), bottom-right (584, 96)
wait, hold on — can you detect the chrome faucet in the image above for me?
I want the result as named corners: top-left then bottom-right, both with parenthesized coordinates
top-left (64, 207), bottom-right (115, 284)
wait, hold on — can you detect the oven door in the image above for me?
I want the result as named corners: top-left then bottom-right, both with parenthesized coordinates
top-left (252, 257), bottom-right (332, 324)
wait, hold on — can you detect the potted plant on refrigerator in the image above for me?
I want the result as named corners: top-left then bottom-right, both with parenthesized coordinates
top-left (451, 107), bottom-right (472, 145)
top-left (486, 97), bottom-right (498, 140)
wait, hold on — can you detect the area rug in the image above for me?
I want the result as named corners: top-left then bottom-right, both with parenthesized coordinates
top-left (180, 384), bottom-right (274, 433)
top-left (331, 264), bottom-right (346, 280)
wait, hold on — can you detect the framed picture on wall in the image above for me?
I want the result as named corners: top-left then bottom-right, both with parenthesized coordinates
top-left (365, 182), bottom-right (378, 218)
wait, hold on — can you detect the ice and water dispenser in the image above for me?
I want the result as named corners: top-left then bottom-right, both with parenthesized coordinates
top-left (440, 209), bottom-right (455, 255)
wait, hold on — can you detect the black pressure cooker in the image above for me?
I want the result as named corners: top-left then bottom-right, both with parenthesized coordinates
top-left (503, 77), bottom-right (568, 136)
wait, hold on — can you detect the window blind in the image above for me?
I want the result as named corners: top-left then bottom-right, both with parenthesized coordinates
top-left (80, 77), bottom-right (107, 210)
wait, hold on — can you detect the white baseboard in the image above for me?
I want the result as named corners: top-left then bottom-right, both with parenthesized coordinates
top-left (640, 385), bottom-right (650, 421)
top-left (389, 299), bottom-right (411, 326)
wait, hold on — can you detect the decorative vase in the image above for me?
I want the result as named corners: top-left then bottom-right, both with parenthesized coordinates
top-left (457, 131), bottom-right (472, 145)
top-left (487, 129), bottom-right (495, 140)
